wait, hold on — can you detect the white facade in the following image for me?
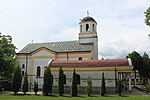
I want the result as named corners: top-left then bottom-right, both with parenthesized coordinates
top-left (16, 16), bottom-right (133, 93)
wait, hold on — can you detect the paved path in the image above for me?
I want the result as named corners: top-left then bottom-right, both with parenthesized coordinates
top-left (122, 88), bottom-right (149, 96)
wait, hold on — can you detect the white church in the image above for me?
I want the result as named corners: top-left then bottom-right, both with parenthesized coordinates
top-left (16, 15), bottom-right (133, 93)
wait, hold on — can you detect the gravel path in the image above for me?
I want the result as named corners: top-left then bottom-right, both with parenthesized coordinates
top-left (122, 87), bottom-right (149, 96)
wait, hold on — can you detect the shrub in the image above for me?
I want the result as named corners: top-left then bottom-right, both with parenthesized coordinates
top-left (87, 76), bottom-right (92, 96)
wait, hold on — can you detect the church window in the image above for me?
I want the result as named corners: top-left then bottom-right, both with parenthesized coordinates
top-left (78, 57), bottom-right (82, 60)
top-left (22, 64), bottom-right (25, 69)
top-left (22, 71), bottom-right (24, 77)
top-left (76, 74), bottom-right (80, 85)
top-left (63, 74), bottom-right (66, 84)
top-left (37, 66), bottom-right (41, 77)
top-left (92, 24), bottom-right (95, 31)
top-left (86, 24), bottom-right (89, 31)
top-left (80, 25), bottom-right (82, 32)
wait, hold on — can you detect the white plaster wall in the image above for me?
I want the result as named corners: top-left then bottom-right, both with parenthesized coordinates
top-left (17, 57), bottom-right (32, 84)
top-left (79, 33), bottom-right (97, 37)
top-left (33, 58), bottom-right (51, 77)
top-left (56, 58), bottom-right (67, 60)
top-left (51, 70), bottom-right (116, 87)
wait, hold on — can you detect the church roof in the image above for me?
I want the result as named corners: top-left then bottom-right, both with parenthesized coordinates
top-left (81, 16), bottom-right (96, 22)
top-left (18, 40), bottom-right (93, 54)
top-left (50, 59), bottom-right (131, 68)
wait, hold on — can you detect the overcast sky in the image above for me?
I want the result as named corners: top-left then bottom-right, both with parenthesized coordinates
top-left (0, 0), bottom-right (150, 59)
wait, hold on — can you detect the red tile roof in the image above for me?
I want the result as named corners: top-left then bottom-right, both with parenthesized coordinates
top-left (50, 59), bottom-right (130, 68)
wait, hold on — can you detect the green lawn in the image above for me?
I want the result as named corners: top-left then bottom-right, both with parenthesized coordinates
top-left (0, 93), bottom-right (150, 100)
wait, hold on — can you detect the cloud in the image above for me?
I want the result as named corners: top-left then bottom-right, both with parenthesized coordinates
top-left (0, 0), bottom-right (149, 59)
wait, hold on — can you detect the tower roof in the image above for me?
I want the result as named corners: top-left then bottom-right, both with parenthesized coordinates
top-left (81, 16), bottom-right (96, 22)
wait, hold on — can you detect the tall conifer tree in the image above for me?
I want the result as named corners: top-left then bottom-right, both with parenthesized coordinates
top-left (33, 81), bottom-right (38, 95)
top-left (22, 71), bottom-right (28, 94)
top-left (72, 69), bottom-right (77, 96)
top-left (101, 73), bottom-right (106, 96)
top-left (11, 65), bottom-right (22, 94)
top-left (58, 66), bottom-right (64, 96)
top-left (43, 66), bottom-right (53, 96)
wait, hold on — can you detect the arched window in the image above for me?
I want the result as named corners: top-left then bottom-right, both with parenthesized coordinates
top-left (22, 71), bottom-right (24, 77)
top-left (22, 64), bottom-right (25, 69)
top-left (37, 66), bottom-right (41, 77)
top-left (92, 24), bottom-right (95, 31)
top-left (86, 24), bottom-right (89, 31)
top-left (80, 25), bottom-right (82, 32)
top-left (78, 57), bottom-right (82, 60)
top-left (76, 74), bottom-right (80, 85)
top-left (63, 74), bottom-right (66, 84)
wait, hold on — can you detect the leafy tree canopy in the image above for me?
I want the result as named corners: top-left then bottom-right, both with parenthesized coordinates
top-left (145, 7), bottom-right (150, 26)
top-left (127, 51), bottom-right (143, 70)
top-left (0, 33), bottom-right (17, 79)
top-left (127, 51), bottom-right (150, 79)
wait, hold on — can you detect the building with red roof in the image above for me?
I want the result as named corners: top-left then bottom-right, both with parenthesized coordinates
top-left (16, 15), bottom-right (133, 93)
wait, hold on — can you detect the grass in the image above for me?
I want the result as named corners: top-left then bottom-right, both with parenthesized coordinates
top-left (0, 93), bottom-right (150, 100)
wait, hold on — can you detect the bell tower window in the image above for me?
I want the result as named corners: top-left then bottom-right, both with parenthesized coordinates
top-left (92, 24), bottom-right (95, 31)
top-left (86, 24), bottom-right (89, 31)
top-left (78, 57), bottom-right (82, 60)
top-left (80, 25), bottom-right (82, 32)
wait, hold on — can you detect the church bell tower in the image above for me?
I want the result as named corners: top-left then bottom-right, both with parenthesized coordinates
top-left (79, 15), bottom-right (98, 59)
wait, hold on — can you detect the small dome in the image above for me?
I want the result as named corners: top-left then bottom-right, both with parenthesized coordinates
top-left (81, 16), bottom-right (96, 22)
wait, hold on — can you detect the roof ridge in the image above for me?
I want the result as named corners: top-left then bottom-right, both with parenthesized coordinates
top-left (29, 40), bottom-right (78, 44)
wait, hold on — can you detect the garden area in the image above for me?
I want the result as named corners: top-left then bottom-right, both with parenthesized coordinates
top-left (0, 93), bottom-right (150, 100)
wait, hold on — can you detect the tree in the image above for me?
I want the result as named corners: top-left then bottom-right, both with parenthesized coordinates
top-left (58, 66), bottom-right (64, 96)
top-left (22, 71), bottom-right (28, 94)
top-left (33, 81), bottom-right (38, 95)
top-left (72, 68), bottom-right (77, 96)
top-left (101, 73), bottom-right (106, 96)
top-left (0, 33), bottom-right (17, 80)
top-left (127, 51), bottom-right (143, 70)
top-left (87, 76), bottom-right (92, 96)
top-left (143, 52), bottom-right (149, 59)
top-left (11, 65), bottom-right (22, 94)
top-left (140, 52), bottom-right (150, 80)
top-left (127, 51), bottom-right (143, 84)
top-left (145, 7), bottom-right (150, 26)
top-left (117, 80), bottom-right (122, 96)
top-left (43, 66), bottom-right (53, 96)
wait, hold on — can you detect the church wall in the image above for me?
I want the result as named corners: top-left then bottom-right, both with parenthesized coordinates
top-left (32, 58), bottom-right (51, 77)
top-left (56, 52), bottom-right (92, 60)
top-left (32, 49), bottom-right (55, 57)
top-left (51, 70), bottom-right (116, 87)
top-left (17, 56), bottom-right (32, 85)
top-left (79, 32), bottom-right (97, 37)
